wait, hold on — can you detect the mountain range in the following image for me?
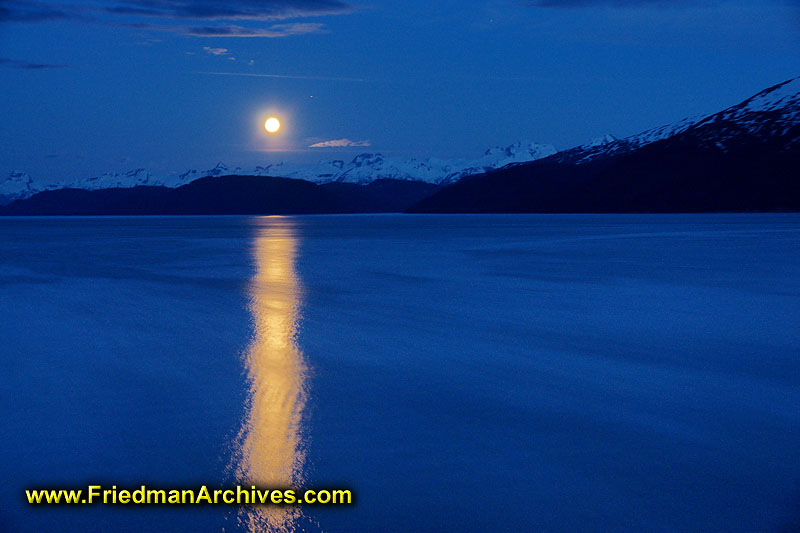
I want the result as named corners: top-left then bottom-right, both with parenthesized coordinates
top-left (2, 76), bottom-right (798, 215)
top-left (410, 76), bottom-right (799, 213)
top-left (0, 141), bottom-right (557, 205)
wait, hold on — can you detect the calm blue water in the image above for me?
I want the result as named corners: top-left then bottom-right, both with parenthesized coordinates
top-left (1, 214), bottom-right (799, 532)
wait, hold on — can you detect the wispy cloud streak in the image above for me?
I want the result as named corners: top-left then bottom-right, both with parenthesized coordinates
top-left (527, 0), bottom-right (723, 6)
top-left (101, 0), bottom-right (352, 20)
top-left (0, 57), bottom-right (70, 70)
top-left (1, 0), bottom-right (355, 38)
top-left (0, 1), bottom-right (84, 22)
top-left (309, 138), bottom-right (371, 147)
top-left (180, 22), bottom-right (326, 37)
top-left (203, 46), bottom-right (228, 55)
top-left (195, 70), bottom-right (368, 82)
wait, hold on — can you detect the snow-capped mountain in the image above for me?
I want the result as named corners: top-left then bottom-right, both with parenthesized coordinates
top-left (77, 168), bottom-right (159, 189)
top-left (586, 134), bottom-right (619, 148)
top-left (175, 162), bottom-right (244, 184)
top-left (250, 141), bottom-right (557, 185)
top-left (0, 172), bottom-right (35, 202)
top-left (682, 77), bottom-right (800, 151)
top-left (551, 116), bottom-right (704, 164)
top-left (410, 76), bottom-right (800, 214)
top-left (551, 76), bottom-right (800, 166)
top-left (0, 171), bottom-right (64, 204)
top-left (0, 141), bottom-right (556, 204)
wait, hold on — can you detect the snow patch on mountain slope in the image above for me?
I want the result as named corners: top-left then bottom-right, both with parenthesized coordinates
top-left (586, 134), bottom-right (618, 147)
top-left (685, 77), bottom-right (800, 149)
top-left (0, 172), bottom-right (61, 205)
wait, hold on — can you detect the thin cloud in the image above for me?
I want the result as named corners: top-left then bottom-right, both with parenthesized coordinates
top-left (203, 46), bottom-right (228, 55)
top-left (180, 22), bottom-right (326, 37)
top-left (101, 0), bottom-right (353, 20)
top-left (309, 138), bottom-right (371, 148)
top-left (0, 1), bottom-right (84, 22)
top-left (527, 0), bottom-right (723, 6)
top-left (1, 1), bottom-right (356, 38)
top-left (134, 37), bottom-right (164, 45)
top-left (0, 57), bottom-right (70, 70)
top-left (195, 71), bottom-right (367, 82)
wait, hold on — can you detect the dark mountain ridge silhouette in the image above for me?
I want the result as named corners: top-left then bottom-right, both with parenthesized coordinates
top-left (0, 176), bottom-right (439, 216)
top-left (409, 77), bottom-right (800, 213)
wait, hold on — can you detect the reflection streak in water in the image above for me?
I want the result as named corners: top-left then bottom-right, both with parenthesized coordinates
top-left (235, 218), bottom-right (307, 532)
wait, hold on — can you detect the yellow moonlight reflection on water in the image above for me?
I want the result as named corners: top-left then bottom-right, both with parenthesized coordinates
top-left (265, 117), bottom-right (281, 133)
top-left (235, 219), bottom-right (307, 532)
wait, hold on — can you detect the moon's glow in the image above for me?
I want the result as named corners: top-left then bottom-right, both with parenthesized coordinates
top-left (265, 117), bottom-right (281, 133)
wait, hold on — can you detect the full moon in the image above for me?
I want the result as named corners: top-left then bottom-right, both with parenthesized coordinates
top-left (265, 117), bottom-right (281, 133)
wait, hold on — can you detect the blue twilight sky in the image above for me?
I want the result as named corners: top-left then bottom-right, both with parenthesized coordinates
top-left (1, 0), bottom-right (799, 181)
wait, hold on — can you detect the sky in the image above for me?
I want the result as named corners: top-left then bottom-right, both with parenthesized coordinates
top-left (1, 0), bottom-right (799, 182)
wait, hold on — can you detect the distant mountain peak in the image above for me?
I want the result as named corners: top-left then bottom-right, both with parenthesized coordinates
top-left (586, 134), bottom-right (618, 147)
top-left (482, 141), bottom-right (556, 159)
top-left (1, 171), bottom-right (33, 191)
top-left (0, 171), bottom-right (50, 205)
top-left (350, 153), bottom-right (383, 166)
top-left (735, 76), bottom-right (800, 115)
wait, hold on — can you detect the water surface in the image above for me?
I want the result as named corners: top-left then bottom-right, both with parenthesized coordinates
top-left (1, 214), bottom-right (799, 532)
